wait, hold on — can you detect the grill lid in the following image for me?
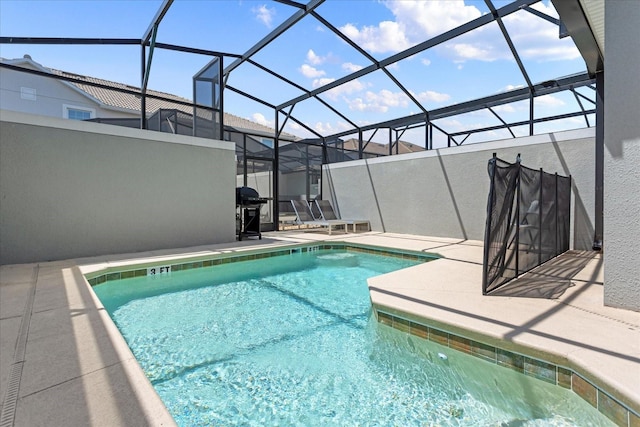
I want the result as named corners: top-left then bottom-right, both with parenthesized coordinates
top-left (236, 186), bottom-right (267, 205)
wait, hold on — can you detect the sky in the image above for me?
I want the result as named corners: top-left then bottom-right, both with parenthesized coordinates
top-left (0, 0), bottom-right (594, 148)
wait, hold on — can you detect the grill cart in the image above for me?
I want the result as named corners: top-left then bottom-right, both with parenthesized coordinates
top-left (236, 186), bottom-right (267, 240)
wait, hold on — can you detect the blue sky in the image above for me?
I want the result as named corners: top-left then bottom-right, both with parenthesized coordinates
top-left (0, 0), bottom-right (592, 147)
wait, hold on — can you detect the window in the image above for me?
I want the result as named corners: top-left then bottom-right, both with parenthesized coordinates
top-left (63, 104), bottom-right (95, 120)
top-left (67, 109), bottom-right (92, 120)
top-left (20, 87), bottom-right (36, 101)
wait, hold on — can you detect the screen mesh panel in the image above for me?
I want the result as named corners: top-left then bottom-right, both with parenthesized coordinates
top-left (483, 155), bottom-right (571, 294)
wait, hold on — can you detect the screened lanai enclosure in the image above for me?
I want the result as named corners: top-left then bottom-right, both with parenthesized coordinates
top-left (0, 0), bottom-right (603, 232)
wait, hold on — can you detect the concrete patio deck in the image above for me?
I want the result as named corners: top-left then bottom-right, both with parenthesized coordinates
top-left (1, 232), bottom-right (638, 426)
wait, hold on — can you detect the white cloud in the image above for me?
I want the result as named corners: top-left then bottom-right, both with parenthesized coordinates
top-left (492, 104), bottom-right (517, 113)
top-left (504, 84), bottom-right (525, 91)
top-left (413, 90), bottom-right (450, 103)
top-left (502, 2), bottom-right (581, 61)
top-left (306, 49), bottom-right (325, 65)
top-left (339, 1), bottom-right (579, 63)
top-left (284, 121), bottom-right (315, 138)
top-left (252, 4), bottom-right (275, 28)
top-left (343, 87), bottom-right (450, 113)
top-left (339, 1), bottom-right (480, 55)
top-left (439, 118), bottom-right (464, 132)
top-left (339, 21), bottom-right (411, 53)
top-left (437, 118), bottom-right (496, 134)
top-left (314, 121), bottom-right (335, 133)
top-left (436, 1), bottom-right (579, 63)
top-left (372, 89), bottom-right (409, 108)
top-left (519, 45), bottom-right (582, 61)
top-left (312, 77), bottom-right (336, 88)
top-left (345, 89), bottom-right (409, 113)
top-left (342, 62), bottom-right (364, 72)
top-left (300, 64), bottom-right (326, 78)
top-left (534, 94), bottom-right (565, 107)
top-left (450, 43), bottom-right (496, 62)
top-left (357, 119), bottom-right (373, 127)
top-left (287, 120), bottom-right (352, 137)
top-left (345, 97), bottom-right (375, 112)
top-left (421, 58), bottom-right (431, 66)
top-left (336, 121), bottom-right (353, 132)
top-left (385, 0), bottom-right (482, 39)
top-left (322, 79), bottom-right (367, 101)
top-left (251, 112), bottom-right (273, 127)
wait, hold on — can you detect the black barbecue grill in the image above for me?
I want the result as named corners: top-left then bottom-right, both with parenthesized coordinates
top-left (236, 187), bottom-right (267, 240)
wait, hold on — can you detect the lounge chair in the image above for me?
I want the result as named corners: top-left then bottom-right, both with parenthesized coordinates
top-left (290, 200), bottom-right (347, 235)
top-left (278, 201), bottom-right (298, 226)
top-left (311, 199), bottom-right (370, 233)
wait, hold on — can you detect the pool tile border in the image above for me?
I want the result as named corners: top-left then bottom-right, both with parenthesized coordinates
top-left (375, 309), bottom-right (639, 427)
top-left (85, 243), bottom-right (437, 286)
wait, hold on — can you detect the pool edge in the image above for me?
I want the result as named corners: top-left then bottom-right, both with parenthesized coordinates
top-left (371, 302), bottom-right (639, 427)
top-left (82, 241), bottom-right (440, 286)
top-left (79, 238), bottom-right (638, 427)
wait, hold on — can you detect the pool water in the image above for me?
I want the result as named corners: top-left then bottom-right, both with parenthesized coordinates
top-left (94, 250), bottom-right (613, 426)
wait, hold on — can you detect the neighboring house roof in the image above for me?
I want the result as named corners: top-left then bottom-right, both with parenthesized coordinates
top-left (1, 55), bottom-right (298, 140)
top-left (341, 138), bottom-right (424, 155)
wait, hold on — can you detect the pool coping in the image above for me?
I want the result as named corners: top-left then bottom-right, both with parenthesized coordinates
top-left (1, 232), bottom-right (638, 426)
top-left (83, 241), bottom-right (439, 287)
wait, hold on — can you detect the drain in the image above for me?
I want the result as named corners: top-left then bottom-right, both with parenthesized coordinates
top-left (0, 362), bottom-right (24, 427)
top-left (0, 265), bottom-right (38, 427)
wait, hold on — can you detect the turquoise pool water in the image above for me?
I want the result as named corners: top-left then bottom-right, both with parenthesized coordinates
top-left (94, 250), bottom-right (613, 426)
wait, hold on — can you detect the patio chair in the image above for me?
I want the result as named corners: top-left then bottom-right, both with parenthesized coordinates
top-left (290, 200), bottom-right (347, 235)
top-left (278, 201), bottom-right (298, 227)
top-left (312, 199), bottom-right (371, 233)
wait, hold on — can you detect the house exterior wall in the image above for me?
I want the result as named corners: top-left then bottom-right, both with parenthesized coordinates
top-left (0, 63), bottom-right (135, 120)
top-left (0, 110), bottom-right (236, 265)
top-left (603, 2), bottom-right (640, 311)
top-left (323, 128), bottom-right (595, 250)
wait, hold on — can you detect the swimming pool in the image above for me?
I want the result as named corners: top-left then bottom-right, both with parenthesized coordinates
top-left (93, 248), bottom-right (613, 426)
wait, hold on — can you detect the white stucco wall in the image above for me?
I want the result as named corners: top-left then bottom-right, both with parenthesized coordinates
top-left (0, 110), bottom-right (236, 265)
top-left (603, 2), bottom-right (640, 311)
top-left (280, 170), bottom-right (318, 200)
top-left (324, 128), bottom-right (596, 250)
